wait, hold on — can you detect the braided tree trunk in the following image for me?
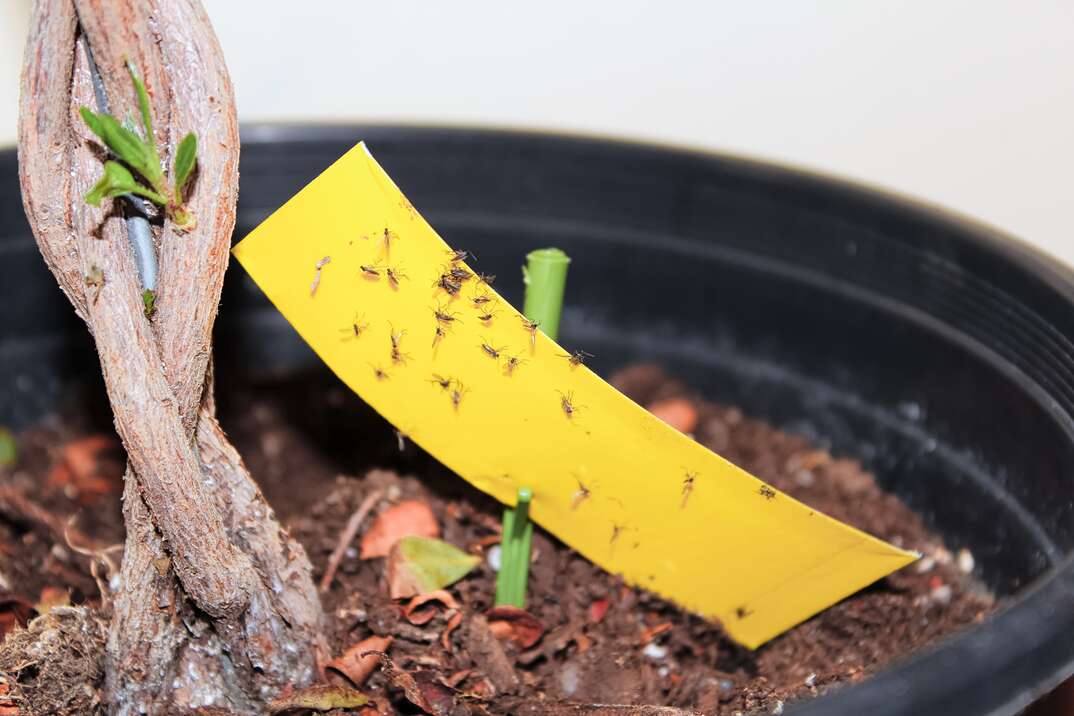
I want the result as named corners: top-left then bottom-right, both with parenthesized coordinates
top-left (18, 1), bottom-right (326, 712)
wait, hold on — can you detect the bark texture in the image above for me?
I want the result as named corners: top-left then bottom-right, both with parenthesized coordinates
top-left (18, 1), bottom-right (326, 713)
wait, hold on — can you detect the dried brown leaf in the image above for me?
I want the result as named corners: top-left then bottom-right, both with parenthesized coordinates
top-left (403, 589), bottom-right (460, 625)
top-left (360, 500), bottom-right (439, 559)
top-left (486, 606), bottom-right (545, 649)
top-left (327, 635), bottom-right (393, 686)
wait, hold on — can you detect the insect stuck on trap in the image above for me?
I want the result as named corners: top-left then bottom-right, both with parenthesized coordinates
top-left (370, 363), bottom-right (390, 381)
top-left (681, 471), bottom-right (697, 508)
top-left (447, 248), bottom-right (474, 264)
top-left (389, 326), bottom-right (410, 365)
top-left (479, 340), bottom-right (505, 360)
top-left (520, 317), bottom-right (540, 348)
top-left (381, 227), bottom-right (399, 253)
top-left (560, 349), bottom-right (594, 367)
top-left (434, 272), bottom-right (463, 296)
top-left (758, 485), bottom-right (777, 500)
top-left (503, 353), bottom-right (527, 376)
top-left (429, 373), bottom-right (454, 391)
top-left (476, 307), bottom-right (499, 324)
top-left (432, 323), bottom-right (449, 347)
top-left (433, 303), bottom-right (461, 324)
top-left (359, 263), bottom-right (382, 279)
top-left (571, 478), bottom-right (591, 510)
top-left (449, 381), bottom-right (469, 412)
top-left (558, 390), bottom-right (581, 419)
top-left (447, 265), bottom-right (473, 283)
top-left (386, 265), bottom-right (407, 289)
top-left (339, 313), bottom-right (369, 341)
top-left (471, 292), bottom-right (493, 307)
top-left (310, 256), bottom-right (331, 296)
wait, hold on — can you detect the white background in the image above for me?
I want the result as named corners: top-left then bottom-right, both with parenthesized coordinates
top-left (2, 2), bottom-right (1071, 264)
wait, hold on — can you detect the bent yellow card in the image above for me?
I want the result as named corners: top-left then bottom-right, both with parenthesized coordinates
top-left (232, 142), bottom-right (916, 648)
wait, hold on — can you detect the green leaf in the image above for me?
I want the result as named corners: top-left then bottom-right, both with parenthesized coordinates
top-left (387, 536), bottom-right (480, 599)
top-left (84, 161), bottom-right (142, 206)
top-left (80, 109), bottom-right (161, 187)
top-left (126, 60), bottom-right (156, 156)
top-left (173, 132), bottom-right (198, 198)
top-left (268, 684), bottom-right (368, 713)
top-left (79, 107), bottom-right (104, 138)
top-left (0, 428), bottom-right (16, 468)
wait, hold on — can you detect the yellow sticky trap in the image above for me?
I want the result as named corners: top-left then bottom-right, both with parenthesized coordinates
top-left (233, 143), bottom-right (917, 648)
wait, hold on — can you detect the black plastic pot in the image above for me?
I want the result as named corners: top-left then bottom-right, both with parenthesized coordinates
top-left (3, 125), bottom-right (1074, 715)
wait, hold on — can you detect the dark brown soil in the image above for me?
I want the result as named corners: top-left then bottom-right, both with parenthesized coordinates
top-left (0, 364), bottom-right (993, 715)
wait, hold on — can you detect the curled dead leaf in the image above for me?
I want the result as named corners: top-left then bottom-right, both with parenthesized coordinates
top-left (360, 500), bottom-right (439, 559)
top-left (441, 610), bottom-right (464, 653)
top-left (403, 590), bottom-right (460, 625)
top-left (267, 683), bottom-right (368, 713)
top-left (486, 605), bottom-right (545, 649)
top-left (328, 635), bottom-right (393, 686)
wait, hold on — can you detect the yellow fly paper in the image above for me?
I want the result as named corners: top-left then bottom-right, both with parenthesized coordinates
top-left (232, 142), bottom-right (917, 648)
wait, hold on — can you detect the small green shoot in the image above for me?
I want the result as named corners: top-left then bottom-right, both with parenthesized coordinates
top-left (142, 289), bottom-right (157, 318)
top-left (495, 487), bottom-right (534, 608)
top-left (521, 247), bottom-right (571, 342)
top-left (494, 248), bottom-right (571, 608)
top-left (79, 61), bottom-right (198, 228)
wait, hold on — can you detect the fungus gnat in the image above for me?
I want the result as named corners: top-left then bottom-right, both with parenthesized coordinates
top-left (558, 390), bottom-right (580, 419)
top-left (360, 263), bottom-right (381, 279)
top-left (758, 485), bottom-right (776, 500)
top-left (432, 324), bottom-right (448, 347)
top-left (471, 293), bottom-right (493, 307)
top-left (447, 249), bottom-right (474, 264)
top-left (433, 304), bottom-right (461, 324)
top-left (370, 364), bottom-right (389, 381)
top-left (435, 273), bottom-right (462, 296)
top-left (390, 327), bottom-right (409, 365)
top-left (503, 354), bottom-right (526, 376)
top-left (429, 374), bottom-right (454, 391)
top-left (339, 314), bottom-right (369, 341)
top-left (681, 471), bottom-right (697, 508)
top-left (386, 266), bottom-right (407, 289)
top-left (571, 479), bottom-right (591, 510)
top-left (480, 341), bottom-right (504, 360)
top-left (447, 266), bottom-right (472, 283)
top-left (521, 317), bottom-right (540, 348)
top-left (310, 256), bottom-right (330, 296)
top-left (381, 227), bottom-right (399, 252)
top-left (476, 272), bottom-right (496, 286)
top-left (450, 382), bottom-right (469, 412)
top-left (560, 349), bottom-right (594, 367)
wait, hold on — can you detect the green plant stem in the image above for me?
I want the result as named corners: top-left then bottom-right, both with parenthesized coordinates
top-left (522, 247), bottom-right (571, 341)
top-left (495, 487), bottom-right (533, 607)
top-left (492, 247), bottom-right (572, 608)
